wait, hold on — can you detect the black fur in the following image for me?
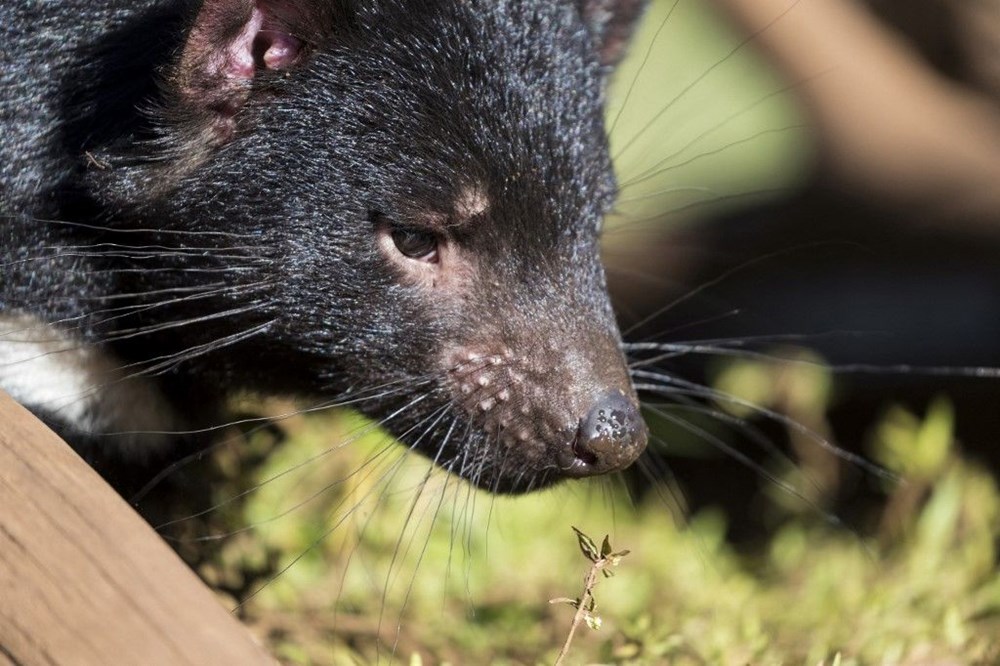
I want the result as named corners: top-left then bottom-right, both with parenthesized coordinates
top-left (1, 0), bottom-right (648, 493)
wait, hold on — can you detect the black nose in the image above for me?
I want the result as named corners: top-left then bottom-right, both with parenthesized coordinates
top-left (561, 389), bottom-right (647, 477)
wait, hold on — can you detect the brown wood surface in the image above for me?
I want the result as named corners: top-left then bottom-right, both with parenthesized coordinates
top-left (0, 390), bottom-right (274, 665)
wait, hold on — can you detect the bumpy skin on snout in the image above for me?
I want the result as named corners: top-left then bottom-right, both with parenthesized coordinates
top-left (0, 0), bottom-right (648, 494)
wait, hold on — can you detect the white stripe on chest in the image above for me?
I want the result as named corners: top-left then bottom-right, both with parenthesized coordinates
top-left (0, 313), bottom-right (180, 457)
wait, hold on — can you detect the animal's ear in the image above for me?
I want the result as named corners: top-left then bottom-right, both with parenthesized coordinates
top-left (579, 0), bottom-right (647, 66)
top-left (172, 0), bottom-right (337, 142)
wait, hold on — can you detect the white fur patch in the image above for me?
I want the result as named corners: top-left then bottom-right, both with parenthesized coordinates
top-left (0, 313), bottom-right (180, 457)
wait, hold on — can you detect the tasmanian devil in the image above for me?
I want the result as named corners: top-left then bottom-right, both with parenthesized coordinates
top-left (0, 0), bottom-right (649, 494)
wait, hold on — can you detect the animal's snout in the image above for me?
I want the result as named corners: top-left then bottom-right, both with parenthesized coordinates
top-left (442, 327), bottom-right (646, 491)
top-left (561, 389), bottom-right (647, 477)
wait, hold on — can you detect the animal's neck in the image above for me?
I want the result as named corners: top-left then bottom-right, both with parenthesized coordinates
top-left (0, 313), bottom-right (183, 459)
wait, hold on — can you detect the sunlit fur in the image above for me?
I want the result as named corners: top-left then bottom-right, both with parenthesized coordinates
top-left (1, 0), bottom-right (648, 491)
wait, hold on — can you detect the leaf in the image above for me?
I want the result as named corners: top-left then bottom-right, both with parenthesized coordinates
top-left (601, 535), bottom-right (613, 558)
top-left (584, 613), bottom-right (603, 631)
top-left (573, 526), bottom-right (600, 562)
top-left (549, 597), bottom-right (580, 608)
top-left (609, 551), bottom-right (629, 567)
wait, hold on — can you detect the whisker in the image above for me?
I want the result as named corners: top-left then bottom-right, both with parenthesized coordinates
top-left (632, 369), bottom-right (896, 481)
top-left (620, 243), bottom-right (860, 338)
top-left (22, 216), bottom-right (259, 239)
top-left (627, 339), bottom-right (1000, 379)
top-left (145, 389), bottom-right (436, 517)
top-left (615, 185), bottom-right (717, 204)
top-left (1, 281), bottom-right (273, 341)
top-left (170, 439), bottom-right (400, 543)
top-left (647, 398), bottom-right (829, 500)
top-left (605, 186), bottom-right (793, 231)
top-left (618, 70), bottom-right (830, 189)
top-left (620, 125), bottom-right (808, 189)
top-left (388, 422), bottom-right (461, 658)
top-left (645, 404), bottom-right (845, 527)
top-left (607, 0), bottom-right (685, 136)
top-left (129, 373), bottom-right (447, 503)
top-left (232, 436), bottom-right (414, 611)
top-left (0, 250), bottom-right (260, 270)
top-left (613, 0), bottom-right (805, 160)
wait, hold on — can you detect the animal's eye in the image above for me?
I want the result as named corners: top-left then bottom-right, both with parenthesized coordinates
top-left (390, 226), bottom-right (439, 262)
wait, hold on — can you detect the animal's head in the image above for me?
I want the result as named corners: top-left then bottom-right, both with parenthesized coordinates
top-left (96, 0), bottom-right (648, 493)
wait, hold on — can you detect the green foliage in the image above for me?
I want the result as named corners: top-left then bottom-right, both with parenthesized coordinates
top-left (176, 379), bottom-right (1000, 664)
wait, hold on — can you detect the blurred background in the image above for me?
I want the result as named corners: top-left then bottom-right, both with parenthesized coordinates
top-left (604, 0), bottom-right (1000, 540)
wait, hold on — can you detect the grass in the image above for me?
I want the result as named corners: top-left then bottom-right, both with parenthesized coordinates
top-left (162, 352), bottom-right (1000, 664)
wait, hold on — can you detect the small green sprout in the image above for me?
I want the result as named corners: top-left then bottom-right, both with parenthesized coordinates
top-left (551, 527), bottom-right (630, 665)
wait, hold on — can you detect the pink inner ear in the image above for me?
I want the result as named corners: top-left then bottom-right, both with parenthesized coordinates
top-left (221, 7), bottom-right (264, 80)
top-left (177, 0), bottom-right (310, 141)
top-left (257, 30), bottom-right (302, 70)
top-left (221, 5), bottom-right (302, 79)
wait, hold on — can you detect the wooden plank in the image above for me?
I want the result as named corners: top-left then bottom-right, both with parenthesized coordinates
top-left (0, 390), bottom-right (274, 665)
